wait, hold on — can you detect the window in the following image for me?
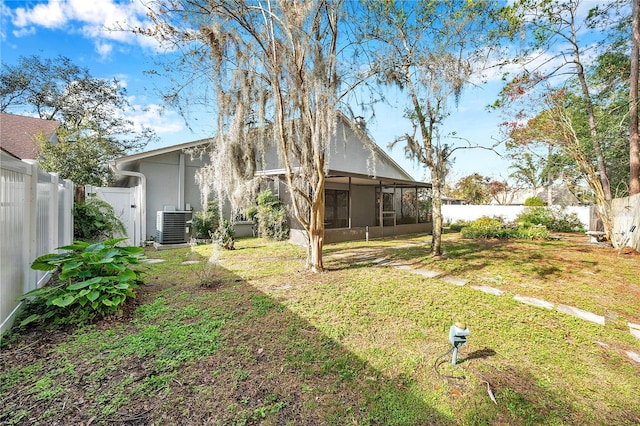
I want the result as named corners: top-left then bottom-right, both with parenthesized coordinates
top-left (325, 189), bottom-right (349, 228)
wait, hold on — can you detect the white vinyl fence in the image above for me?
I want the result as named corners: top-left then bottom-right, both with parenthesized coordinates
top-left (441, 204), bottom-right (592, 230)
top-left (1, 153), bottom-right (74, 334)
top-left (612, 193), bottom-right (640, 251)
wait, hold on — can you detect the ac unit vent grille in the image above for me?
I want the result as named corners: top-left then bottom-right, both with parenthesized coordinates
top-left (156, 211), bottom-right (192, 244)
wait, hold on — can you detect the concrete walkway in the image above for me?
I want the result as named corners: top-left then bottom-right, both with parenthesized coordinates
top-left (325, 243), bottom-right (640, 364)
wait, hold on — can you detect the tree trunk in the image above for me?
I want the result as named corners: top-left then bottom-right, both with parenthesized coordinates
top-left (308, 178), bottom-right (325, 272)
top-left (430, 177), bottom-right (443, 256)
top-left (573, 42), bottom-right (612, 201)
top-left (630, 0), bottom-right (640, 195)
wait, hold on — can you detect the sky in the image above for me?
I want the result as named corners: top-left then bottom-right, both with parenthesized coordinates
top-left (0, 0), bottom-right (606, 184)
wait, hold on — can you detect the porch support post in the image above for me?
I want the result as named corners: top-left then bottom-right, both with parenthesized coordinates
top-left (379, 181), bottom-right (383, 229)
top-left (178, 152), bottom-right (185, 211)
top-left (416, 186), bottom-right (419, 224)
top-left (348, 176), bottom-right (352, 229)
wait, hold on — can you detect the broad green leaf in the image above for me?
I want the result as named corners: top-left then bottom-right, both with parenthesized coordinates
top-left (103, 237), bottom-right (128, 247)
top-left (114, 283), bottom-right (130, 290)
top-left (30, 253), bottom-right (60, 271)
top-left (61, 260), bottom-right (83, 272)
top-left (51, 294), bottom-right (75, 307)
top-left (19, 314), bottom-right (41, 327)
top-left (87, 290), bottom-right (100, 302)
top-left (102, 249), bottom-right (121, 259)
top-left (67, 277), bottom-right (102, 290)
top-left (117, 269), bottom-right (136, 281)
top-left (85, 242), bottom-right (105, 253)
top-left (102, 299), bottom-right (114, 306)
top-left (57, 241), bottom-right (88, 251)
top-left (119, 246), bottom-right (144, 255)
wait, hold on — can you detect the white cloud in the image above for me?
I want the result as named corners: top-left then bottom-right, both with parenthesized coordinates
top-left (95, 40), bottom-right (113, 60)
top-left (12, 26), bottom-right (36, 37)
top-left (9, 0), bottom-right (159, 52)
top-left (129, 104), bottom-right (185, 134)
top-left (13, 1), bottom-right (66, 28)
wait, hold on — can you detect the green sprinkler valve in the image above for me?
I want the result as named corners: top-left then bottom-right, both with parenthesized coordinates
top-left (448, 323), bottom-right (470, 365)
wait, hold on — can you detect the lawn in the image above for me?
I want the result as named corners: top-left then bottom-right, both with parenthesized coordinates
top-left (1, 233), bottom-right (639, 425)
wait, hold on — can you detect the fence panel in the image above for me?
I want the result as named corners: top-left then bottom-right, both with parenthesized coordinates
top-left (0, 154), bottom-right (74, 335)
top-left (612, 194), bottom-right (640, 251)
top-left (441, 204), bottom-right (592, 230)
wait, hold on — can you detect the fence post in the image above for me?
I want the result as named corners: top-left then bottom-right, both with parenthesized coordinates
top-left (22, 160), bottom-right (39, 294)
top-left (50, 172), bottom-right (60, 254)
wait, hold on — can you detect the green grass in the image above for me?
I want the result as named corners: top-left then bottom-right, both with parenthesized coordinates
top-left (1, 234), bottom-right (639, 425)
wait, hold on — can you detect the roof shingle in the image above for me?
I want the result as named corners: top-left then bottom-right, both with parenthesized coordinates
top-left (0, 113), bottom-right (59, 160)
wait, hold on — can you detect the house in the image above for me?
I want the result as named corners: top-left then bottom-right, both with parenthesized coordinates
top-left (0, 113), bottom-right (59, 160)
top-left (107, 114), bottom-right (432, 245)
top-left (499, 185), bottom-right (583, 206)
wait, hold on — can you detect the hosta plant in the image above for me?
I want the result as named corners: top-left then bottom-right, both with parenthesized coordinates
top-left (19, 238), bottom-right (144, 326)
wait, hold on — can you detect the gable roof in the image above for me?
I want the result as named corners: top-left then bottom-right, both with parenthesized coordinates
top-left (0, 113), bottom-right (59, 160)
top-left (115, 114), bottom-right (426, 187)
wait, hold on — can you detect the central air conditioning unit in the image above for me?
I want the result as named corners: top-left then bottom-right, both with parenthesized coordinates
top-left (156, 211), bottom-right (192, 244)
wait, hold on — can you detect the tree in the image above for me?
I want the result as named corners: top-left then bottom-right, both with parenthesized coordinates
top-left (495, 0), bottom-right (635, 240)
top-left (0, 55), bottom-right (155, 184)
top-left (451, 174), bottom-right (490, 205)
top-left (141, 0), bottom-right (361, 272)
top-left (499, 0), bottom-right (612, 199)
top-left (488, 180), bottom-right (513, 205)
top-left (358, 0), bottom-right (502, 256)
top-left (630, 0), bottom-right (640, 195)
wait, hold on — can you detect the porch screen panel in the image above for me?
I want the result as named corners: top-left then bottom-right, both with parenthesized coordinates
top-left (418, 188), bottom-right (432, 223)
top-left (398, 188), bottom-right (418, 224)
top-left (325, 189), bottom-right (349, 228)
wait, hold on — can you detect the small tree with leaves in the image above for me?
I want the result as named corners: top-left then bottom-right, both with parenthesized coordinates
top-left (358, 0), bottom-right (503, 255)
top-left (1, 55), bottom-right (155, 184)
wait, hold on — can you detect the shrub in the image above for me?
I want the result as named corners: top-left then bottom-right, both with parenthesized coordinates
top-left (73, 196), bottom-right (125, 242)
top-left (516, 206), bottom-right (585, 232)
top-left (448, 220), bottom-right (471, 232)
top-left (213, 220), bottom-right (235, 250)
top-left (461, 216), bottom-right (511, 239)
top-left (461, 216), bottom-right (551, 240)
top-left (18, 238), bottom-right (144, 327)
top-left (255, 189), bottom-right (289, 241)
top-left (192, 202), bottom-right (220, 239)
top-left (524, 196), bottom-right (545, 206)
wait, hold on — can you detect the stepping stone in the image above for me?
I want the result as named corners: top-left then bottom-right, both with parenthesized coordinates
top-left (440, 275), bottom-right (469, 286)
top-left (371, 257), bottom-right (390, 265)
top-left (556, 304), bottom-right (605, 325)
top-left (182, 260), bottom-right (200, 265)
top-left (394, 264), bottom-right (415, 271)
top-left (470, 285), bottom-right (504, 296)
top-left (140, 258), bottom-right (166, 264)
top-left (629, 322), bottom-right (640, 340)
top-left (412, 269), bottom-right (442, 278)
top-left (273, 285), bottom-right (292, 291)
top-left (354, 255), bottom-right (378, 262)
top-left (626, 351), bottom-right (640, 364)
top-left (513, 295), bottom-right (554, 310)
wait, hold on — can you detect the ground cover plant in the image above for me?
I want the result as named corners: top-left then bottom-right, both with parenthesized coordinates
top-left (1, 233), bottom-right (639, 425)
top-left (17, 239), bottom-right (144, 327)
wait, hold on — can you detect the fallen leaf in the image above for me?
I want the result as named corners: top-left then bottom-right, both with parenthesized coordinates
top-left (486, 382), bottom-right (497, 405)
top-left (450, 389), bottom-right (462, 397)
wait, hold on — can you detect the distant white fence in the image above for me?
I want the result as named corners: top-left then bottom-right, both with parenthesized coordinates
top-left (1, 153), bottom-right (74, 334)
top-left (441, 204), bottom-right (593, 230)
top-left (612, 193), bottom-right (640, 251)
